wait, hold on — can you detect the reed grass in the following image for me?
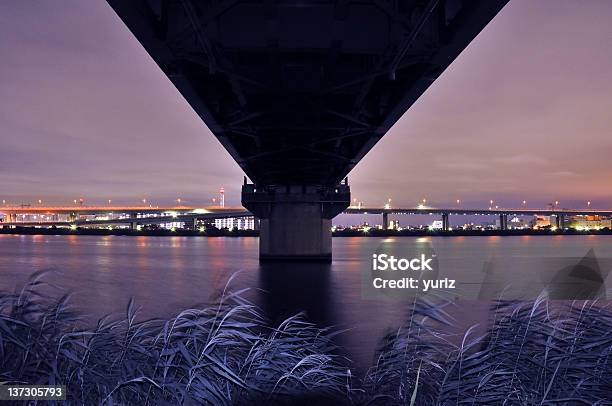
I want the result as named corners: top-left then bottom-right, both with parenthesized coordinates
top-left (0, 273), bottom-right (610, 405)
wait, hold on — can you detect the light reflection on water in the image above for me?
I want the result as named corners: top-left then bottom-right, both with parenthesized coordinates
top-left (0, 234), bottom-right (610, 372)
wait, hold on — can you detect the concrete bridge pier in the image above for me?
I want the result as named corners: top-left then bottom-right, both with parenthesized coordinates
top-left (553, 214), bottom-right (565, 230)
top-left (382, 212), bottom-right (389, 230)
top-left (129, 213), bottom-right (139, 231)
top-left (499, 214), bottom-right (508, 230)
top-left (242, 183), bottom-right (350, 261)
top-left (442, 213), bottom-right (450, 231)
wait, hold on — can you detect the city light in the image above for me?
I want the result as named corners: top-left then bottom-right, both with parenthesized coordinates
top-left (3, 199), bottom-right (612, 233)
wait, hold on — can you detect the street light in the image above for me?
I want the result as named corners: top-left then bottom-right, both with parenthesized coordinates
top-left (587, 201), bottom-right (591, 208)
top-left (456, 199), bottom-right (460, 206)
top-left (38, 199), bottom-right (42, 205)
top-left (522, 200), bottom-right (526, 207)
top-left (108, 199), bottom-right (112, 205)
top-left (177, 198), bottom-right (182, 205)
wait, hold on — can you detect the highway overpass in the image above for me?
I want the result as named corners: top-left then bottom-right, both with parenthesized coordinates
top-left (4, 205), bottom-right (612, 232)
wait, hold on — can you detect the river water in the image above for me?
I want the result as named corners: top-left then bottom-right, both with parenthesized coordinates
top-left (0, 234), bottom-right (610, 372)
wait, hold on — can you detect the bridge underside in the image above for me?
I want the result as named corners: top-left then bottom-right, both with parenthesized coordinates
top-left (107, 0), bottom-right (508, 261)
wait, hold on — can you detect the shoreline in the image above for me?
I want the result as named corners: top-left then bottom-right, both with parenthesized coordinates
top-left (2, 226), bottom-right (611, 238)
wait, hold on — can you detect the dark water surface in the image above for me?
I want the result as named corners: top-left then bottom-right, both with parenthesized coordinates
top-left (0, 234), bottom-right (610, 372)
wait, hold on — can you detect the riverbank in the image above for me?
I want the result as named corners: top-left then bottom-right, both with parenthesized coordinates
top-left (2, 225), bottom-right (612, 237)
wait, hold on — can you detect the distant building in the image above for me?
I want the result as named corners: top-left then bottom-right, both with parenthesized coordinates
top-left (430, 220), bottom-right (443, 230)
top-left (506, 216), bottom-right (527, 229)
top-left (569, 215), bottom-right (611, 230)
top-left (533, 215), bottom-right (552, 229)
top-left (389, 219), bottom-right (400, 230)
top-left (214, 216), bottom-right (255, 230)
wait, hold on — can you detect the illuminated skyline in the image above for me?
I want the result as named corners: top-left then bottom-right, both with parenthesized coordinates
top-left (1, 0), bottom-right (612, 208)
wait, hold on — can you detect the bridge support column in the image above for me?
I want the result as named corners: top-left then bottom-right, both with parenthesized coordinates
top-left (242, 183), bottom-right (350, 261)
top-left (499, 214), bottom-right (507, 231)
top-left (442, 213), bottom-right (450, 231)
top-left (553, 214), bottom-right (562, 230)
top-left (382, 212), bottom-right (389, 230)
top-left (130, 221), bottom-right (139, 231)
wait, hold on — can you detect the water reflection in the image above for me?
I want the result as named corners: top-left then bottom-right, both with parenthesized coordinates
top-left (0, 234), bottom-right (611, 374)
top-left (258, 262), bottom-right (335, 327)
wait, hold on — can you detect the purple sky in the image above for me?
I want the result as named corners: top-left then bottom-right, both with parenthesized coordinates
top-left (1, 0), bottom-right (612, 209)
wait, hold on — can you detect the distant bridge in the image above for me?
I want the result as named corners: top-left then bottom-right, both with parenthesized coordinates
top-left (0, 206), bottom-right (249, 229)
top-left (0, 206), bottom-right (244, 216)
top-left (2, 205), bottom-right (609, 232)
top-left (345, 207), bottom-right (612, 231)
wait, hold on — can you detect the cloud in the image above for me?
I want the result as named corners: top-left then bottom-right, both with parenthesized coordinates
top-left (436, 161), bottom-right (488, 170)
top-left (547, 171), bottom-right (582, 178)
top-left (492, 154), bottom-right (549, 166)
